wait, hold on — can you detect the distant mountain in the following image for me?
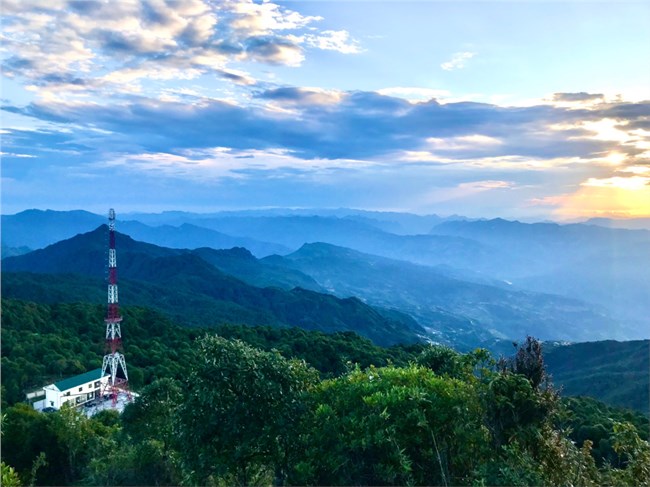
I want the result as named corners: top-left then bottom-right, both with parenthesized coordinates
top-left (192, 247), bottom-right (323, 292)
top-left (264, 242), bottom-right (628, 349)
top-left (2, 227), bottom-right (425, 346)
top-left (429, 218), bottom-right (650, 332)
top-left (1, 209), bottom-right (290, 257)
top-left (544, 340), bottom-right (650, 414)
top-left (1, 244), bottom-right (32, 258)
top-left (585, 217), bottom-right (650, 231)
top-left (123, 208), bottom-right (455, 235)
top-left (118, 221), bottom-right (290, 257)
top-left (179, 215), bottom-right (493, 271)
top-left (430, 217), bottom-right (650, 277)
top-left (1, 209), bottom-right (104, 248)
top-left (5, 210), bottom-right (647, 340)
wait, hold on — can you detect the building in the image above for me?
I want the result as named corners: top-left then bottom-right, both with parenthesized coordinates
top-left (34, 368), bottom-right (110, 411)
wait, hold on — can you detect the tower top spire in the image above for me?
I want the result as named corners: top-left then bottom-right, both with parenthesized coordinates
top-left (108, 208), bottom-right (116, 231)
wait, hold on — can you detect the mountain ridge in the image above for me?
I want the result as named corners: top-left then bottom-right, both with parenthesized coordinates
top-left (1, 226), bottom-right (425, 346)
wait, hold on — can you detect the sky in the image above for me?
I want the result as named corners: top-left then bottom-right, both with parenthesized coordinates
top-left (1, 0), bottom-right (650, 220)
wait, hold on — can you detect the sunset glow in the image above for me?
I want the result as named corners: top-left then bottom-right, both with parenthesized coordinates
top-left (1, 0), bottom-right (649, 219)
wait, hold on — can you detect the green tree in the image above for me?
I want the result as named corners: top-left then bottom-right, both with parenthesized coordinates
top-left (176, 335), bottom-right (318, 485)
top-left (1, 462), bottom-right (21, 487)
top-left (295, 364), bottom-right (488, 486)
top-left (602, 421), bottom-right (650, 485)
top-left (499, 336), bottom-right (548, 389)
top-left (122, 378), bottom-right (182, 452)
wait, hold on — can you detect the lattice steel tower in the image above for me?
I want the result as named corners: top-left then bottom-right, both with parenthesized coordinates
top-left (101, 208), bottom-right (130, 406)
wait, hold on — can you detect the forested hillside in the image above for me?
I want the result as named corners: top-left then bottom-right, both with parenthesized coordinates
top-left (545, 340), bottom-right (650, 413)
top-left (2, 321), bottom-right (648, 486)
top-left (2, 217), bottom-right (648, 486)
top-left (2, 227), bottom-right (425, 346)
top-left (1, 298), bottom-right (420, 406)
top-left (268, 242), bottom-right (625, 345)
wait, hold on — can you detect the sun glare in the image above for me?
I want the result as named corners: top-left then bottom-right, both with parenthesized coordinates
top-left (556, 180), bottom-right (650, 218)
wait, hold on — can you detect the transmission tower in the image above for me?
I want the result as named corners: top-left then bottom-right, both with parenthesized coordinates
top-left (101, 208), bottom-right (131, 407)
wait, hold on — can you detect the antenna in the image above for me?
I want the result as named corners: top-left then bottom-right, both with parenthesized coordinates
top-left (101, 208), bottom-right (131, 407)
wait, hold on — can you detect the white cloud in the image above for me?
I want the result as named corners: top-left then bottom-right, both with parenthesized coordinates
top-left (100, 147), bottom-right (371, 181)
top-left (458, 180), bottom-right (514, 190)
top-left (296, 30), bottom-right (363, 54)
top-left (582, 175), bottom-right (650, 191)
top-left (440, 51), bottom-right (476, 71)
top-left (376, 87), bottom-right (450, 103)
top-left (0, 0), bottom-right (357, 99)
top-left (0, 151), bottom-right (37, 158)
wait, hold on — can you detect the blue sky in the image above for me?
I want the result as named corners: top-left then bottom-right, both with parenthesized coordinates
top-left (1, 0), bottom-right (649, 219)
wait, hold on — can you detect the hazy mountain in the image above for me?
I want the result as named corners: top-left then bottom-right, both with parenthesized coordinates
top-left (5, 210), bottom-right (646, 341)
top-left (429, 217), bottom-right (650, 277)
top-left (265, 242), bottom-right (628, 349)
top-left (192, 247), bottom-right (323, 292)
top-left (544, 340), bottom-right (649, 413)
top-left (1, 209), bottom-right (104, 248)
top-left (2, 227), bottom-right (425, 346)
top-left (1, 244), bottom-right (32, 258)
top-left (585, 217), bottom-right (650, 231)
top-left (124, 208), bottom-right (454, 235)
top-left (429, 218), bottom-right (650, 331)
top-left (1, 209), bottom-right (290, 257)
top-left (178, 215), bottom-right (493, 271)
top-left (118, 221), bottom-right (290, 257)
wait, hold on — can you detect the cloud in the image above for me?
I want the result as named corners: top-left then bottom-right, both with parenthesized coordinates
top-left (4, 88), bottom-right (648, 168)
top-left (292, 30), bottom-right (363, 54)
top-left (1, 0), bottom-right (360, 98)
top-left (582, 175), bottom-right (650, 191)
top-left (0, 151), bottom-right (36, 158)
top-left (553, 92), bottom-right (605, 103)
top-left (546, 182), bottom-right (650, 219)
top-left (256, 87), bottom-right (344, 106)
top-left (216, 69), bottom-right (257, 86)
top-left (376, 87), bottom-right (451, 103)
top-left (100, 147), bottom-right (370, 181)
top-left (441, 51), bottom-right (476, 71)
top-left (458, 180), bottom-right (514, 190)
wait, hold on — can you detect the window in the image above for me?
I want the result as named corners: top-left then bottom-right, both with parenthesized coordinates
top-left (78, 387), bottom-right (82, 392)
top-left (65, 391), bottom-right (70, 396)
top-left (94, 381), bottom-right (100, 387)
top-left (88, 384), bottom-right (92, 389)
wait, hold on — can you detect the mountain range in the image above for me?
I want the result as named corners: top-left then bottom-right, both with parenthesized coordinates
top-left (545, 339), bottom-right (650, 413)
top-left (2, 209), bottom-right (649, 347)
top-left (1, 227), bottom-right (424, 346)
top-left (264, 242), bottom-right (627, 347)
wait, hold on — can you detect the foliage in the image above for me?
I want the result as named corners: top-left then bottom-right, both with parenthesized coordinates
top-left (2, 297), bottom-right (649, 487)
top-left (1, 298), bottom-right (424, 408)
top-left (293, 364), bottom-right (488, 486)
top-left (213, 324), bottom-right (423, 377)
top-left (544, 339), bottom-right (650, 413)
top-left (3, 228), bottom-right (426, 345)
top-left (1, 462), bottom-right (21, 487)
top-left (606, 421), bottom-right (650, 485)
top-left (499, 336), bottom-right (549, 389)
top-left (176, 335), bottom-right (319, 486)
top-left (417, 344), bottom-right (493, 381)
top-left (1, 299), bottom-right (201, 405)
top-left (560, 396), bottom-right (649, 467)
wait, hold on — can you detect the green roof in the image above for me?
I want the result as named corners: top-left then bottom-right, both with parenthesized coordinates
top-left (54, 368), bottom-right (106, 392)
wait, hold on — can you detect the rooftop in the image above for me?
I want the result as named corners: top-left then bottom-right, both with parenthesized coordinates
top-left (54, 368), bottom-right (107, 392)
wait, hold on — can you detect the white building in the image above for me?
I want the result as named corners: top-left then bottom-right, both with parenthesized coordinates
top-left (34, 368), bottom-right (110, 411)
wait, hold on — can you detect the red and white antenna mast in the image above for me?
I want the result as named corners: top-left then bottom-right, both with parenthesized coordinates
top-left (101, 208), bottom-right (131, 406)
